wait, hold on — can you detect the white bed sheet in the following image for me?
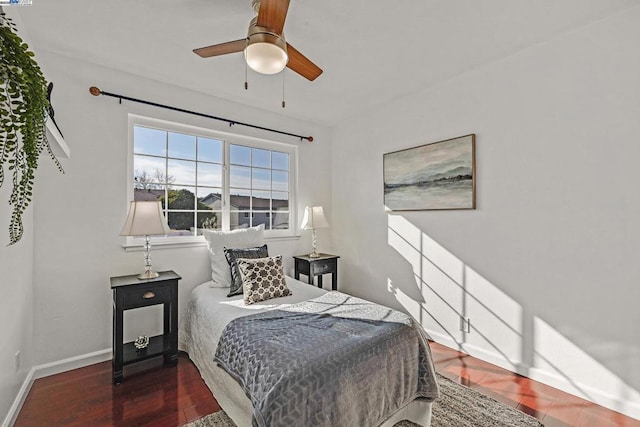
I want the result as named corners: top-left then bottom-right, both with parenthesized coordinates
top-left (179, 276), bottom-right (432, 427)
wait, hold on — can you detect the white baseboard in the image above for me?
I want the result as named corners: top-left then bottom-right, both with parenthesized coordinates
top-left (427, 331), bottom-right (527, 374)
top-left (1, 348), bottom-right (111, 427)
top-left (427, 330), bottom-right (640, 421)
top-left (31, 348), bottom-right (111, 380)
top-left (1, 368), bottom-right (35, 427)
top-left (526, 366), bottom-right (640, 421)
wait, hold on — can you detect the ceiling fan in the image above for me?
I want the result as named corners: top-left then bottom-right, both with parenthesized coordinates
top-left (193, 0), bottom-right (323, 81)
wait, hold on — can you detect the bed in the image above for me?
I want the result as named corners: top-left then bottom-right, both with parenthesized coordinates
top-left (179, 225), bottom-right (437, 426)
top-left (179, 276), bottom-right (438, 427)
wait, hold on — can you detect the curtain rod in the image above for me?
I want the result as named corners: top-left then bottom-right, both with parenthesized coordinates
top-left (89, 86), bottom-right (313, 142)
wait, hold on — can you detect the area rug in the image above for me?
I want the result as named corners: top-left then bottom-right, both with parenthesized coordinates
top-left (184, 373), bottom-right (544, 427)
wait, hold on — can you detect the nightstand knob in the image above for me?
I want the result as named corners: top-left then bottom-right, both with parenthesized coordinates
top-left (143, 291), bottom-right (155, 299)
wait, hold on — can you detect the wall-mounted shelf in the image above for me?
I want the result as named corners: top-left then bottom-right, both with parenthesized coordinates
top-left (46, 118), bottom-right (70, 158)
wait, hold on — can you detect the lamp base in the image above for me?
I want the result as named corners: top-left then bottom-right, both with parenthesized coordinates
top-left (309, 228), bottom-right (321, 258)
top-left (138, 235), bottom-right (159, 280)
top-left (138, 270), bottom-right (159, 280)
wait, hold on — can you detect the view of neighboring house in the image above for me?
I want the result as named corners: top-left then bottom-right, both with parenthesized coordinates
top-left (135, 189), bottom-right (289, 230)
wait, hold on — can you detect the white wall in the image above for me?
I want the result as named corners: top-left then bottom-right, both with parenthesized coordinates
top-left (4, 1), bottom-right (640, 422)
top-left (28, 51), bottom-right (331, 365)
top-left (0, 187), bottom-right (35, 424)
top-left (331, 6), bottom-right (640, 420)
top-left (0, 7), bottom-right (36, 423)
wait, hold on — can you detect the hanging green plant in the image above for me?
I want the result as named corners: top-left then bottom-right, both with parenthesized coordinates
top-left (0, 11), bottom-right (63, 245)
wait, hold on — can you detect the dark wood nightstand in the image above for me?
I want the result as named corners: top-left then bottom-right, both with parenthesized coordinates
top-left (110, 270), bottom-right (181, 384)
top-left (293, 254), bottom-right (340, 291)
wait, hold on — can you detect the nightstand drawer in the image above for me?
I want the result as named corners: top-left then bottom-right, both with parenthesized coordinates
top-left (122, 284), bottom-right (171, 309)
top-left (293, 254), bottom-right (339, 291)
top-left (312, 260), bottom-right (335, 275)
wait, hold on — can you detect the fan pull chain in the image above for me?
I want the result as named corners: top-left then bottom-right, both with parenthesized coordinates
top-left (281, 70), bottom-right (286, 108)
top-left (244, 60), bottom-right (248, 90)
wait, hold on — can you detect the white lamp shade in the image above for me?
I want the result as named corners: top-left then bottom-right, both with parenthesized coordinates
top-left (300, 206), bottom-right (329, 230)
top-left (245, 41), bottom-right (288, 74)
top-left (120, 201), bottom-right (170, 237)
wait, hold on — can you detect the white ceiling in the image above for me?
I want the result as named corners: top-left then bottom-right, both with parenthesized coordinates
top-left (12, 0), bottom-right (640, 126)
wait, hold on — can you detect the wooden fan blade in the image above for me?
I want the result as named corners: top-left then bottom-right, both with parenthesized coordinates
top-left (257, 0), bottom-right (290, 35)
top-left (193, 39), bottom-right (246, 58)
top-left (286, 43), bottom-right (323, 81)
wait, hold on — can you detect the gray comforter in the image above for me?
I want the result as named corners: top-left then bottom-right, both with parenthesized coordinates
top-left (214, 291), bottom-right (439, 427)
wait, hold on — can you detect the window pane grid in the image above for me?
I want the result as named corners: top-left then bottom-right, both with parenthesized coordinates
top-left (133, 123), bottom-right (293, 236)
top-left (228, 143), bottom-right (290, 230)
top-left (134, 153), bottom-right (223, 167)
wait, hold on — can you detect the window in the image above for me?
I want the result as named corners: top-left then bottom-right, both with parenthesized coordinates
top-left (129, 116), bottom-right (297, 240)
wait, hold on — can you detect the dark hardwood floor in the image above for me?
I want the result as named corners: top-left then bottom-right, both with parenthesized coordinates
top-left (15, 353), bottom-right (220, 427)
top-left (15, 346), bottom-right (640, 426)
top-left (430, 341), bottom-right (640, 427)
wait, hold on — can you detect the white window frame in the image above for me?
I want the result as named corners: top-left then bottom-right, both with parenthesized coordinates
top-left (125, 114), bottom-right (299, 248)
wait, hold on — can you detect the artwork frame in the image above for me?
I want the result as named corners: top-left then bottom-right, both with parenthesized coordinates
top-left (383, 134), bottom-right (476, 211)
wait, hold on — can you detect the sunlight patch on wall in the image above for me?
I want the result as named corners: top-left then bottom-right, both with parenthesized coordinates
top-left (387, 214), bottom-right (523, 366)
top-left (387, 214), bottom-right (463, 344)
top-left (533, 316), bottom-right (640, 413)
top-left (387, 278), bottom-right (420, 320)
top-left (387, 215), bottom-right (422, 274)
top-left (385, 213), bottom-right (640, 419)
top-left (418, 249), bottom-right (465, 343)
top-left (464, 266), bottom-right (523, 367)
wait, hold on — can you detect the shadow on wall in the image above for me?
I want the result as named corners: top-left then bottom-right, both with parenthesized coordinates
top-left (386, 214), bottom-right (640, 419)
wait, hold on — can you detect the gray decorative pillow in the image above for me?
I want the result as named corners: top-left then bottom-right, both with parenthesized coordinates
top-left (224, 244), bottom-right (269, 297)
top-left (237, 255), bottom-right (291, 305)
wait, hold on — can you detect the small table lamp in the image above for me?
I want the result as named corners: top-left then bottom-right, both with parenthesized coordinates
top-left (120, 201), bottom-right (170, 279)
top-left (300, 206), bottom-right (329, 258)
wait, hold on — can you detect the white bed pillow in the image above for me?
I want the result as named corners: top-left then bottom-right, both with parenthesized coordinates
top-left (202, 224), bottom-right (265, 287)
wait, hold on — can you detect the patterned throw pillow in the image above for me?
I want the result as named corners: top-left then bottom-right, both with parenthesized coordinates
top-left (237, 255), bottom-right (291, 305)
top-left (224, 244), bottom-right (269, 297)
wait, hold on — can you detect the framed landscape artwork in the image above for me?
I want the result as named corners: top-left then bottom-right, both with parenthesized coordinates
top-left (383, 134), bottom-right (476, 210)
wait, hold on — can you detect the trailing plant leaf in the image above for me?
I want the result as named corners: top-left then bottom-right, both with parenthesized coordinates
top-left (0, 12), bottom-right (63, 245)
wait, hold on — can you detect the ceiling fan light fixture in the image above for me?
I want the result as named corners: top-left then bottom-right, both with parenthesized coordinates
top-left (244, 31), bottom-right (288, 75)
top-left (193, 0), bottom-right (322, 81)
